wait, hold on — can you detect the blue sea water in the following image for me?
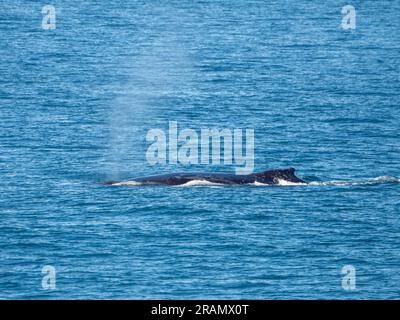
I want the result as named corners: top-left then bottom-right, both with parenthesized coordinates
top-left (0, 0), bottom-right (399, 299)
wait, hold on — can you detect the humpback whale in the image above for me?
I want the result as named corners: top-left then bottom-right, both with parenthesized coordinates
top-left (104, 168), bottom-right (306, 186)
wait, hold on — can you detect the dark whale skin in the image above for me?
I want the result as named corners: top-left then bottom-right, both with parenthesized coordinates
top-left (103, 168), bottom-right (306, 186)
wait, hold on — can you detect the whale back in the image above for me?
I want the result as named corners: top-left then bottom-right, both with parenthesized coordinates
top-left (102, 168), bottom-right (306, 186)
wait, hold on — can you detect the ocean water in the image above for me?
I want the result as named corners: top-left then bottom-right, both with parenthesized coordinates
top-left (0, 0), bottom-right (399, 299)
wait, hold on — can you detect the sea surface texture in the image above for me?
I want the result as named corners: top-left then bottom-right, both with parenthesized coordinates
top-left (0, 0), bottom-right (399, 299)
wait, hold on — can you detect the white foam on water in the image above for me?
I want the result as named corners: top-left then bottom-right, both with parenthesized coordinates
top-left (275, 179), bottom-right (308, 186)
top-left (309, 180), bottom-right (353, 186)
top-left (111, 180), bottom-right (143, 186)
top-left (373, 176), bottom-right (400, 183)
top-left (309, 176), bottom-right (400, 187)
top-left (252, 181), bottom-right (270, 186)
top-left (177, 180), bottom-right (224, 187)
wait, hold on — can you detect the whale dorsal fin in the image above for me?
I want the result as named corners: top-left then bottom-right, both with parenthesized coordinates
top-left (255, 168), bottom-right (305, 183)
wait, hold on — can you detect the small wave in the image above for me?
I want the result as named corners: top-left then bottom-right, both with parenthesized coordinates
top-left (177, 180), bottom-right (224, 187)
top-left (110, 180), bottom-right (143, 186)
top-left (251, 179), bottom-right (306, 186)
top-left (252, 181), bottom-right (270, 186)
top-left (275, 179), bottom-right (308, 186)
